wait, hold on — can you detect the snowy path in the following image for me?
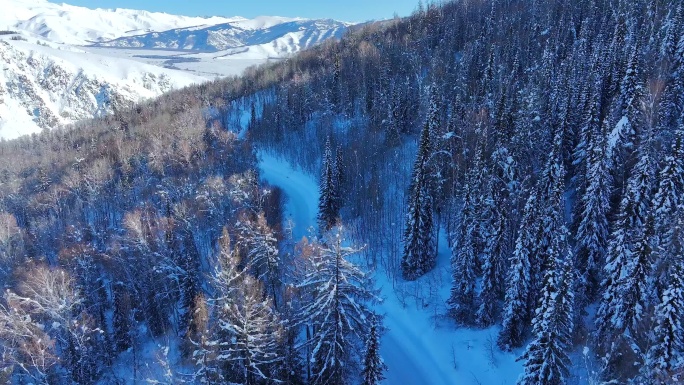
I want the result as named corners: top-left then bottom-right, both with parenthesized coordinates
top-left (257, 151), bottom-right (522, 384)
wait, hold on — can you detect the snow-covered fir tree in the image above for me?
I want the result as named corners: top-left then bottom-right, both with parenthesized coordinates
top-left (517, 245), bottom-right (575, 385)
top-left (476, 184), bottom-right (507, 327)
top-left (361, 316), bottom-right (387, 385)
top-left (333, 147), bottom-right (345, 215)
top-left (500, 128), bottom-right (566, 350)
top-left (652, 129), bottom-right (684, 293)
top-left (595, 130), bottom-right (656, 382)
top-left (574, 122), bottom-right (612, 303)
top-left (642, 206), bottom-right (684, 383)
top-left (476, 145), bottom-right (517, 327)
top-left (296, 229), bottom-right (378, 385)
top-left (448, 178), bottom-right (478, 326)
top-left (319, 137), bottom-right (340, 232)
top-left (401, 115), bottom-right (436, 280)
top-left (498, 188), bottom-right (539, 350)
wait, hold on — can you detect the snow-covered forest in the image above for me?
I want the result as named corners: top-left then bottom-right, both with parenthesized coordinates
top-left (0, 0), bottom-right (683, 383)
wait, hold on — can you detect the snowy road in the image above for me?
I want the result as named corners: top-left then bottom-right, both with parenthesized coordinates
top-left (258, 151), bottom-right (459, 385)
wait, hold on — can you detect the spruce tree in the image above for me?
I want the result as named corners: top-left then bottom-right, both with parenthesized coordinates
top-left (318, 137), bottom-right (339, 232)
top-left (500, 127), bottom-right (566, 350)
top-left (574, 123), bottom-right (611, 303)
top-left (297, 230), bottom-right (377, 385)
top-left (361, 317), bottom-right (387, 385)
top-left (517, 246), bottom-right (574, 385)
top-left (595, 134), bottom-right (656, 382)
top-left (477, 146), bottom-right (517, 327)
top-left (333, 147), bottom-right (345, 215)
top-left (476, 185), bottom-right (507, 327)
top-left (401, 118), bottom-right (436, 280)
top-left (643, 206), bottom-right (684, 383)
top-left (448, 178), bottom-right (478, 326)
top-left (499, 189), bottom-right (539, 350)
top-left (652, 130), bottom-right (684, 293)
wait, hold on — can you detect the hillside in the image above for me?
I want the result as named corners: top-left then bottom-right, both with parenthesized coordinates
top-left (0, 1), bottom-right (351, 138)
top-left (1, 0), bottom-right (238, 45)
top-left (0, 37), bottom-right (204, 139)
top-left (0, 0), bottom-right (682, 384)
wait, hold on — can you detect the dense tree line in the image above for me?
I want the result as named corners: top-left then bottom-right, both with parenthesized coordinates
top-left (240, 0), bottom-right (684, 383)
top-left (0, 77), bottom-right (378, 383)
top-left (1, 0), bottom-right (684, 383)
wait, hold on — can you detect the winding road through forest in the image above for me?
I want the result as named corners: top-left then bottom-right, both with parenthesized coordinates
top-left (258, 151), bottom-right (457, 385)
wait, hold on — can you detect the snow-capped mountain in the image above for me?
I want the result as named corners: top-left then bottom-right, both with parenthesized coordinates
top-left (95, 19), bottom-right (350, 53)
top-left (1, 0), bottom-right (238, 45)
top-left (0, 38), bottom-right (203, 139)
top-left (0, 0), bottom-right (351, 139)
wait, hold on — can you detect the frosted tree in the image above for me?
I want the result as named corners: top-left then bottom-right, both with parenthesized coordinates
top-left (498, 189), bottom-right (539, 350)
top-left (571, 85), bottom-right (601, 225)
top-left (112, 286), bottom-right (133, 353)
top-left (595, 135), bottom-right (655, 382)
top-left (574, 123), bottom-right (611, 303)
top-left (477, 145), bottom-right (517, 327)
top-left (236, 211), bottom-right (281, 306)
top-left (318, 137), bottom-right (340, 232)
top-left (517, 244), bottom-right (575, 385)
top-left (333, 147), bottom-right (345, 214)
top-left (500, 127), bottom-right (566, 350)
top-left (361, 316), bottom-right (386, 385)
top-left (652, 129), bottom-right (684, 292)
top-left (296, 229), bottom-right (378, 385)
top-left (448, 179), bottom-right (478, 326)
top-left (401, 115), bottom-right (436, 280)
top-left (476, 190), bottom-right (506, 327)
top-left (186, 294), bottom-right (221, 385)
top-left (210, 228), bottom-right (283, 384)
top-left (642, 206), bottom-right (684, 383)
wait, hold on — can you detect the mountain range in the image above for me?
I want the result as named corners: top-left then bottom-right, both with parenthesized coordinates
top-left (0, 0), bottom-right (350, 139)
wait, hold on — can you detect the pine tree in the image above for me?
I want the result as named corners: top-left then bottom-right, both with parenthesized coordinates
top-left (296, 230), bottom-right (377, 385)
top-left (476, 186), bottom-right (506, 327)
top-left (571, 85), bottom-right (601, 222)
top-left (652, 130), bottom-right (684, 293)
top-left (477, 145), bottom-right (517, 327)
top-left (595, 135), bottom-right (656, 382)
top-left (361, 317), bottom-right (387, 385)
top-left (448, 178), bottom-right (478, 326)
top-left (500, 128), bottom-right (566, 350)
top-left (333, 147), bottom-right (345, 215)
top-left (574, 123), bottom-right (611, 303)
top-left (498, 188), bottom-right (539, 350)
top-left (643, 206), bottom-right (684, 383)
top-left (517, 245), bottom-right (574, 385)
top-left (401, 118), bottom-right (436, 280)
top-left (318, 137), bottom-right (340, 232)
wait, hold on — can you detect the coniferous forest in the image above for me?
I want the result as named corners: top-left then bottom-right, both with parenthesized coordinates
top-left (0, 0), bottom-right (683, 384)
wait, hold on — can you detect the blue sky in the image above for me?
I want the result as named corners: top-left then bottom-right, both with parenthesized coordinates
top-left (65, 0), bottom-right (426, 22)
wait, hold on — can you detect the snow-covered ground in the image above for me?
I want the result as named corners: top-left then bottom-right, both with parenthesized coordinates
top-left (257, 151), bottom-right (525, 384)
top-left (82, 47), bottom-right (280, 78)
top-left (1, 0), bottom-right (239, 45)
top-left (0, 37), bottom-right (205, 139)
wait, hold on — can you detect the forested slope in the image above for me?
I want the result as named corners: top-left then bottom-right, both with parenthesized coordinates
top-left (241, 0), bottom-right (684, 383)
top-left (0, 0), bottom-right (683, 384)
